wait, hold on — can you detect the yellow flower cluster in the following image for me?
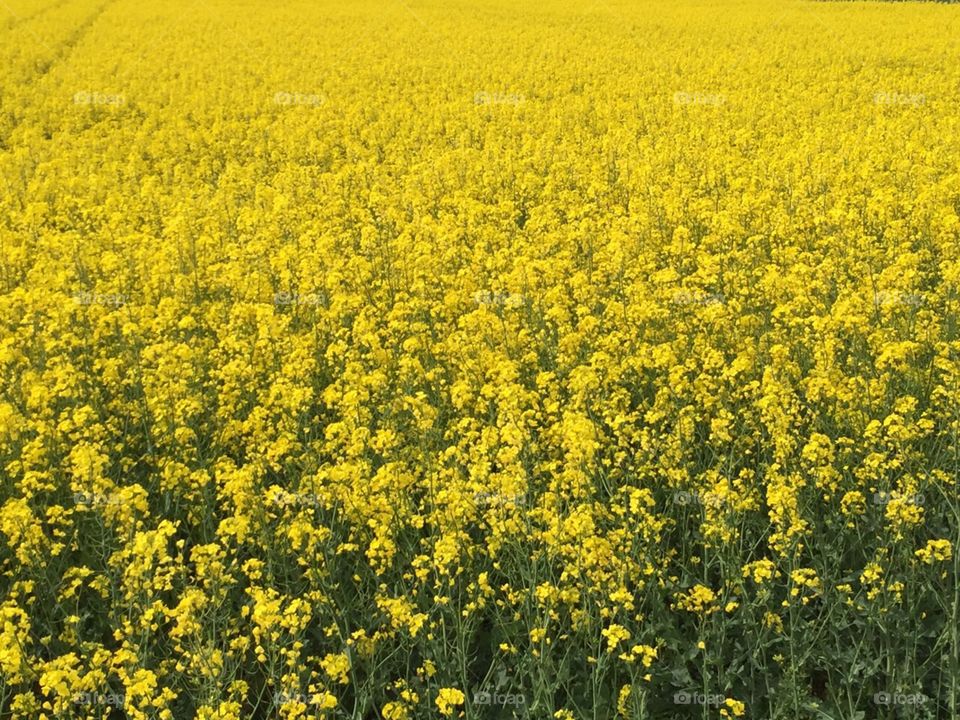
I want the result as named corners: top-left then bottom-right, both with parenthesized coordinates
top-left (915, 539), bottom-right (952, 565)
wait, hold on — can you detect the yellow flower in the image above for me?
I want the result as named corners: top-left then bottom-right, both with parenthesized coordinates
top-left (618, 644), bottom-right (657, 667)
top-left (382, 702), bottom-right (408, 720)
top-left (616, 684), bottom-right (632, 716)
top-left (840, 491), bottom-right (866, 516)
top-left (320, 652), bottom-right (351, 685)
top-left (742, 559), bottom-right (777, 584)
top-left (435, 688), bottom-right (465, 716)
top-left (916, 539), bottom-right (952, 564)
top-left (763, 612), bottom-right (784, 633)
top-left (0, 602), bottom-right (31, 682)
top-left (675, 584), bottom-right (718, 614)
top-left (601, 624), bottom-right (631, 651)
top-left (378, 596), bottom-right (427, 637)
top-left (722, 698), bottom-right (746, 717)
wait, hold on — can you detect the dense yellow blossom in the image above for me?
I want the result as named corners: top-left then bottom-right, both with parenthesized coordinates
top-left (0, 0), bottom-right (958, 718)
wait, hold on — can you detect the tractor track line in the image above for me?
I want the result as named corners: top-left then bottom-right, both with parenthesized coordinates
top-left (0, 0), bottom-right (72, 33)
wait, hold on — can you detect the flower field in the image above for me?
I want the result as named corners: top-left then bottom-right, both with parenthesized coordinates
top-left (1, 0), bottom-right (960, 717)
